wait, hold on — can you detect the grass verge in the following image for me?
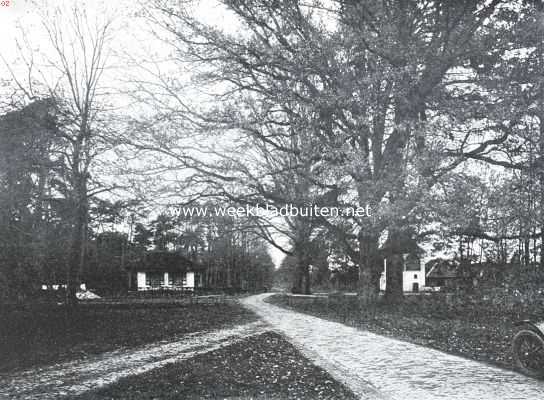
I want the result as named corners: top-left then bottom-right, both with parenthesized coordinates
top-left (0, 301), bottom-right (256, 372)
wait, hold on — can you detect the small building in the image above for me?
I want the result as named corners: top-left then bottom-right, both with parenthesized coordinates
top-left (379, 233), bottom-right (426, 293)
top-left (425, 258), bottom-right (476, 290)
top-left (127, 251), bottom-right (205, 291)
top-left (380, 253), bottom-right (426, 292)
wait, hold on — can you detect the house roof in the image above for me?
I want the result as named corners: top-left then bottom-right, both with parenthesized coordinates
top-left (425, 259), bottom-right (460, 279)
top-left (127, 251), bottom-right (204, 272)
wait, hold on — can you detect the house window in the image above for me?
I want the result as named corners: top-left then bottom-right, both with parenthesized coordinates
top-left (414, 274), bottom-right (418, 279)
top-left (146, 272), bottom-right (162, 288)
top-left (195, 272), bottom-right (202, 287)
top-left (171, 272), bottom-right (186, 287)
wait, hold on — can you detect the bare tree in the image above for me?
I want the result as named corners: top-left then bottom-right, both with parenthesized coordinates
top-left (4, 2), bottom-right (117, 303)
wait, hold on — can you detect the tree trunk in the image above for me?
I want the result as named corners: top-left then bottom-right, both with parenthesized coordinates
top-left (292, 249), bottom-right (310, 294)
top-left (292, 264), bottom-right (302, 294)
top-left (384, 254), bottom-right (404, 303)
top-left (383, 228), bottom-right (406, 302)
top-left (66, 173), bottom-right (88, 306)
top-left (357, 234), bottom-right (381, 305)
top-left (303, 262), bottom-right (311, 295)
top-left (291, 229), bottom-right (312, 294)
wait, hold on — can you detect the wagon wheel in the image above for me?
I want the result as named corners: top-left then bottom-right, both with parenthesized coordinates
top-left (512, 329), bottom-right (544, 379)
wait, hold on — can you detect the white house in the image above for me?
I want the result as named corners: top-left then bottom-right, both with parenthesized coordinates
top-left (135, 270), bottom-right (196, 291)
top-left (127, 251), bottom-right (204, 291)
top-left (380, 253), bottom-right (426, 292)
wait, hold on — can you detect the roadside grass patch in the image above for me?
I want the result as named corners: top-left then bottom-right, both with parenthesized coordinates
top-left (0, 301), bottom-right (257, 372)
top-left (76, 331), bottom-right (357, 400)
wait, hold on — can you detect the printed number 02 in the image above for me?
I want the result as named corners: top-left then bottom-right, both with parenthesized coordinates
top-left (0, 1), bottom-right (10, 7)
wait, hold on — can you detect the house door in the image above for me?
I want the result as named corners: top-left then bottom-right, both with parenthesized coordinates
top-left (412, 282), bottom-right (419, 292)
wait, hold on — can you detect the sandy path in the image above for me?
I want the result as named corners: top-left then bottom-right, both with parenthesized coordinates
top-left (242, 293), bottom-right (544, 400)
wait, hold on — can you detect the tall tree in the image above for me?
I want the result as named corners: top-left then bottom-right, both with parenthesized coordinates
top-left (0, 99), bottom-right (64, 300)
top-left (4, 2), bottom-right (118, 303)
top-left (144, 0), bottom-right (514, 303)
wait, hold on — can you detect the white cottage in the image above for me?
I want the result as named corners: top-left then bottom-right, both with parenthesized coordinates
top-left (380, 253), bottom-right (426, 292)
top-left (379, 233), bottom-right (426, 293)
top-left (127, 251), bottom-right (204, 291)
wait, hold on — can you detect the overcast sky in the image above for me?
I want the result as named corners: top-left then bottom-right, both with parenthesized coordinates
top-left (0, 0), bottom-right (291, 267)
